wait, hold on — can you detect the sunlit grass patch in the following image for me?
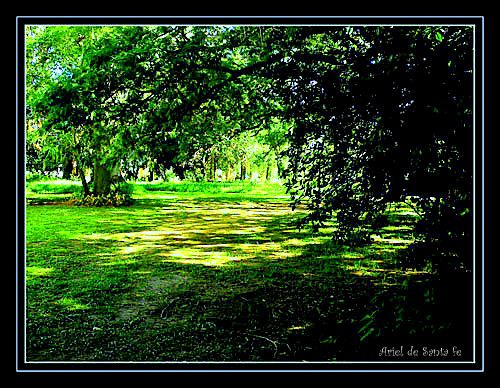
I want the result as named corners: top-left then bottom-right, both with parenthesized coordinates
top-left (160, 248), bottom-right (243, 267)
top-left (99, 257), bottom-right (138, 267)
top-left (55, 297), bottom-right (90, 311)
top-left (287, 323), bottom-right (312, 332)
top-left (372, 235), bottom-right (414, 247)
top-left (26, 266), bottom-right (53, 279)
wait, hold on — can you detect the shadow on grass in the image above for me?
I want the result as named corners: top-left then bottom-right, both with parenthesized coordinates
top-left (25, 196), bottom-right (473, 362)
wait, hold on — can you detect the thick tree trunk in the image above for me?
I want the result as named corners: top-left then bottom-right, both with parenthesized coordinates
top-left (93, 163), bottom-right (112, 195)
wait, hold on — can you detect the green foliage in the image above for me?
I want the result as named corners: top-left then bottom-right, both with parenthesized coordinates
top-left (72, 191), bottom-right (133, 207)
top-left (26, 26), bottom-right (290, 190)
top-left (26, 172), bottom-right (54, 182)
top-left (278, 27), bottom-right (473, 273)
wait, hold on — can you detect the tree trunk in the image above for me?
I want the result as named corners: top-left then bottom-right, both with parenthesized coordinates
top-left (240, 158), bottom-right (246, 180)
top-left (77, 166), bottom-right (90, 197)
top-left (62, 157), bottom-right (73, 179)
top-left (276, 159), bottom-right (284, 179)
top-left (171, 164), bottom-right (185, 181)
top-left (213, 154), bottom-right (217, 181)
top-left (71, 144), bottom-right (89, 196)
top-left (93, 163), bottom-right (112, 195)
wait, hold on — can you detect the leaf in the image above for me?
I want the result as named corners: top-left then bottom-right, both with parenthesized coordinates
top-left (358, 320), bottom-right (373, 335)
top-left (435, 31), bottom-right (443, 42)
top-left (360, 311), bottom-right (375, 322)
top-left (360, 327), bottom-right (375, 342)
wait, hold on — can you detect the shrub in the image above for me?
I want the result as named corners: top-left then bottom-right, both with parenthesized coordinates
top-left (71, 191), bottom-right (134, 207)
top-left (26, 172), bottom-right (51, 182)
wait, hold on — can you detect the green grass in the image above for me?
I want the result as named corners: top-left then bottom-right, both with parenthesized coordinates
top-left (25, 180), bottom-right (458, 361)
top-left (25, 179), bottom-right (286, 201)
top-left (137, 180), bottom-right (270, 194)
top-left (27, 179), bottom-right (82, 194)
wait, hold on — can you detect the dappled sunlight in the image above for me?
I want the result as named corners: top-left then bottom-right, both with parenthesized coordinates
top-left (372, 230), bottom-right (415, 252)
top-left (78, 199), bottom-right (309, 269)
top-left (120, 244), bottom-right (163, 255)
top-left (162, 256), bottom-right (241, 267)
top-left (375, 237), bottom-right (414, 245)
top-left (287, 323), bottom-right (312, 332)
top-left (26, 266), bottom-right (53, 279)
top-left (282, 238), bottom-right (318, 248)
top-left (270, 250), bottom-right (299, 259)
top-left (55, 297), bottom-right (90, 311)
top-left (133, 270), bottom-right (152, 275)
top-left (351, 268), bottom-right (390, 277)
top-left (27, 193), bottom-right (423, 341)
top-left (100, 258), bottom-right (138, 266)
top-left (25, 190), bottom-right (436, 363)
top-left (158, 246), bottom-right (241, 267)
top-left (37, 194), bottom-right (419, 283)
top-left (380, 225), bottom-right (413, 232)
top-left (71, 195), bottom-right (420, 278)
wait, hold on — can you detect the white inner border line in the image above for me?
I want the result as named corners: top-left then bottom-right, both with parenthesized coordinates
top-left (18, 18), bottom-right (483, 372)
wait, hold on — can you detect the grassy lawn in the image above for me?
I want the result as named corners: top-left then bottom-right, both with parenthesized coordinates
top-left (24, 181), bottom-right (464, 361)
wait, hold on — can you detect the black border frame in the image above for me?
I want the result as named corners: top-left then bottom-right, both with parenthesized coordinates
top-left (15, 15), bottom-right (486, 378)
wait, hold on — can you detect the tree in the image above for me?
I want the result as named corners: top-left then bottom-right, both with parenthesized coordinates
top-left (26, 26), bottom-right (289, 193)
top-left (276, 26), bottom-right (473, 273)
top-left (26, 25), bottom-right (474, 275)
top-left (27, 26), bottom-right (140, 195)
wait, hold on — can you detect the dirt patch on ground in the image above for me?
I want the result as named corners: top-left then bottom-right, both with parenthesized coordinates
top-left (116, 273), bottom-right (190, 321)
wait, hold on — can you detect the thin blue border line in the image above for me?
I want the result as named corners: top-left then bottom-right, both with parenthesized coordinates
top-left (18, 369), bottom-right (484, 373)
top-left (20, 24), bottom-right (477, 28)
top-left (471, 22), bottom-right (476, 364)
top-left (481, 15), bottom-right (485, 371)
top-left (16, 15), bottom-right (20, 374)
top-left (17, 17), bottom-right (484, 373)
top-left (25, 360), bottom-right (477, 363)
top-left (16, 16), bottom-right (484, 18)
top-left (17, 19), bottom-right (484, 374)
top-left (17, 18), bottom-right (484, 374)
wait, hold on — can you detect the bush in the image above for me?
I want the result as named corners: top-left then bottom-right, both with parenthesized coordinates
top-left (115, 182), bottom-right (134, 195)
top-left (71, 191), bottom-right (134, 207)
top-left (26, 172), bottom-right (51, 182)
top-left (400, 198), bottom-right (472, 275)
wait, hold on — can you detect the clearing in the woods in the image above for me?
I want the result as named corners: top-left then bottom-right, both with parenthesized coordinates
top-left (25, 181), bottom-right (465, 362)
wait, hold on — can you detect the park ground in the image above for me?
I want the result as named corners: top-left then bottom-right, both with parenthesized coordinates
top-left (24, 180), bottom-right (470, 361)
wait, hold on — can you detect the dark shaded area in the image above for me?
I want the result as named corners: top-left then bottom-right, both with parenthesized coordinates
top-left (26, 196), bottom-right (473, 362)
